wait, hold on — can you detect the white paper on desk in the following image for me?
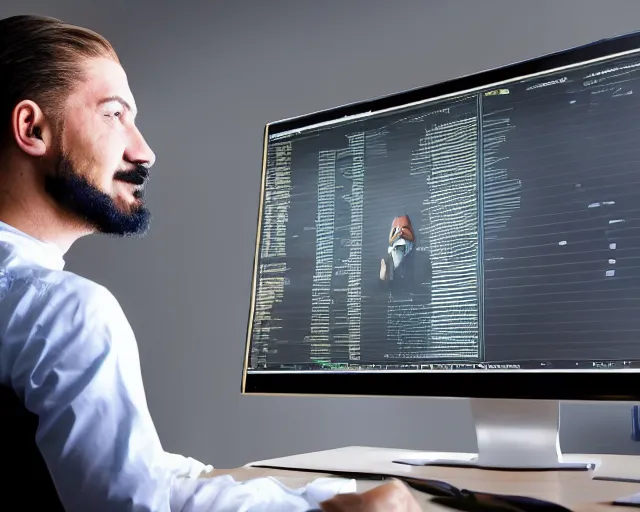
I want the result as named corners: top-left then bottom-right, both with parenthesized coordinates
top-left (614, 492), bottom-right (640, 507)
top-left (176, 475), bottom-right (357, 511)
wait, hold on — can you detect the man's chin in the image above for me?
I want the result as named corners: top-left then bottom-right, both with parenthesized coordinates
top-left (74, 200), bottom-right (152, 237)
top-left (101, 208), bottom-right (152, 237)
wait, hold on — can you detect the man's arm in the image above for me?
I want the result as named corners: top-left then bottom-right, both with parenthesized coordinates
top-left (7, 275), bottom-right (210, 511)
top-left (5, 276), bottom-right (415, 511)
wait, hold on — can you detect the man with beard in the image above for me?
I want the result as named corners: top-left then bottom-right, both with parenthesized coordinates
top-left (0, 14), bottom-right (421, 512)
top-left (379, 215), bottom-right (432, 358)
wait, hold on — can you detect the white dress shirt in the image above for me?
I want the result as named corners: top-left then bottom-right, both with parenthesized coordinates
top-left (0, 221), bottom-right (351, 511)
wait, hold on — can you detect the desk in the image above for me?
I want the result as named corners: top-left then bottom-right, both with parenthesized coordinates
top-left (206, 447), bottom-right (640, 511)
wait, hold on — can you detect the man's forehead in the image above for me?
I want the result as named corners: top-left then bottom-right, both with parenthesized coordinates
top-left (393, 216), bottom-right (411, 226)
top-left (73, 57), bottom-right (137, 115)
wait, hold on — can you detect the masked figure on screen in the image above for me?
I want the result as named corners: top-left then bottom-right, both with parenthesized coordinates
top-left (378, 214), bottom-right (432, 358)
top-left (380, 215), bottom-right (430, 287)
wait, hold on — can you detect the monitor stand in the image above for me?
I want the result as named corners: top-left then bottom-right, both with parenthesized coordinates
top-left (393, 398), bottom-right (598, 471)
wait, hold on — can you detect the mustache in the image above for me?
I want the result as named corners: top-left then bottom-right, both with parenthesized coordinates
top-left (113, 165), bottom-right (150, 186)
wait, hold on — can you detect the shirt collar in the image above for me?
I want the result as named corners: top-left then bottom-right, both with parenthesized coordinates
top-left (0, 220), bottom-right (66, 271)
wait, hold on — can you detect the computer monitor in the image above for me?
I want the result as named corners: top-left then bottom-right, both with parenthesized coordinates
top-left (241, 31), bottom-right (640, 471)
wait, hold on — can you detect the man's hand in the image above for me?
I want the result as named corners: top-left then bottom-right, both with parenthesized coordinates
top-left (320, 480), bottom-right (423, 511)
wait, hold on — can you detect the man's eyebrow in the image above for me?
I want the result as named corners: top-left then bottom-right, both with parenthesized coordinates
top-left (98, 96), bottom-right (137, 116)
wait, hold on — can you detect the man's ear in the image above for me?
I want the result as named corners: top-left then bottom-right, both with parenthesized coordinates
top-left (11, 100), bottom-right (51, 157)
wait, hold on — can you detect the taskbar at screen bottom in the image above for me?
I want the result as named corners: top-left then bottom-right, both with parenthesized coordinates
top-left (247, 358), bottom-right (640, 372)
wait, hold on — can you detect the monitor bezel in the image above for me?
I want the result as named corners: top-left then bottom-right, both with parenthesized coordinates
top-left (242, 30), bottom-right (640, 402)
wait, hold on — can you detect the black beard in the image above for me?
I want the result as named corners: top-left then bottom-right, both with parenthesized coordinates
top-left (43, 154), bottom-right (151, 237)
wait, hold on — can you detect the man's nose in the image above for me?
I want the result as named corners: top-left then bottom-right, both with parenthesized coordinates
top-left (126, 126), bottom-right (156, 168)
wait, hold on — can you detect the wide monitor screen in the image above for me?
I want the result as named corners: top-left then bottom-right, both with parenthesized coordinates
top-left (243, 34), bottom-right (640, 394)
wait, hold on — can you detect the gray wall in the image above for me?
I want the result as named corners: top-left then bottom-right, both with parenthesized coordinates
top-left (3, 0), bottom-right (640, 468)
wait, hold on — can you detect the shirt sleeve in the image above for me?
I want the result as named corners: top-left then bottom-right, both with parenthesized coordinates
top-left (7, 275), bottom-right (212, 511)
top-left (5, 275), bottom-right (352, 511)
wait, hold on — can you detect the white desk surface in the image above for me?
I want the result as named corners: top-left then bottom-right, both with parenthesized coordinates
top-left (206, 446), bottom-right (640, 511)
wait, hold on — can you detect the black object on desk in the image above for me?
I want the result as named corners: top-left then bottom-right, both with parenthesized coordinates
top-left (251, 464), bottom-right (573, 511)
top-left (431, 491), bottom-right (573, 512)
top-left (595, 476), bottom-right (640, 484)
top-left (398, 477), bottom-right (573, 512)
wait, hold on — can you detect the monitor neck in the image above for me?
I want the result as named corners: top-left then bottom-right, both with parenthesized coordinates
top-left (472, 398), bottom-right (564, 469)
